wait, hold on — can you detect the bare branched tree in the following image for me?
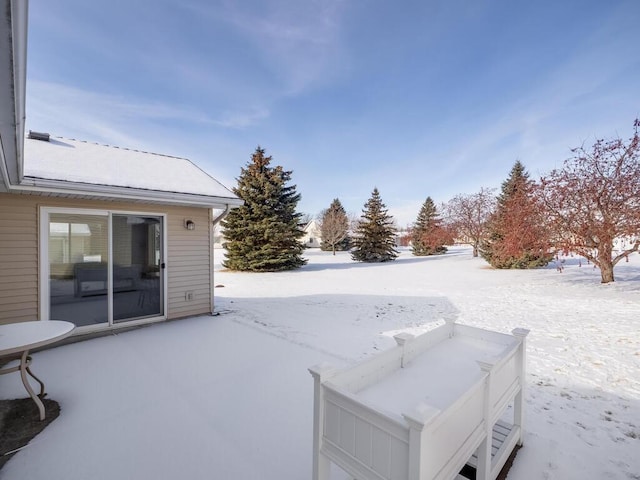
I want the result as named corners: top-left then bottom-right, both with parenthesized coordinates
top-left (442, 187), bottom-right (496, 257)
top-left (538, 120), bottom-right (640, 283)
top-left (318, 198), bottom-right (350, 255)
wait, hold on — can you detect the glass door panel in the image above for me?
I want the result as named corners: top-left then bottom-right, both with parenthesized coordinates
top-left (112, 215), bottom-right (163, 322)
top-left (49, 213), bottom-right (109, 327)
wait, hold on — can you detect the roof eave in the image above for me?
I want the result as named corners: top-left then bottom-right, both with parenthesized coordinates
top-left (0, 0), bottom-right (28, 190)
top-left (16, 176), bottom-right (244, 209)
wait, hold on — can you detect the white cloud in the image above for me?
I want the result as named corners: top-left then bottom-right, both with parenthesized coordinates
top-left (28, 81), bottom-right (207, 137)
top-left (187, 0), bottom-right (350, 95)
top-left (25, 80), bottom-right (274, 148)
top-left (214, 107), bottom-right (270, 129)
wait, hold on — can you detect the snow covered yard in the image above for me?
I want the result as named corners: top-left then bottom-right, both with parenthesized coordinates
top-left (0, 246), bottom-right (638, 479)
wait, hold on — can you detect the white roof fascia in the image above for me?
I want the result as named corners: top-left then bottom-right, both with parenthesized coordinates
top-left (0, 0), bottom-right (28, 190)
top-left (12, 0), bottom-right (28, 181)
top-left (13, 177), bottom-right (244, 209)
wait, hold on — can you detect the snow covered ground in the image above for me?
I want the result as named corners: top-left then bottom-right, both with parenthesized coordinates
top-left (1, 246), bottom-right (639, 480)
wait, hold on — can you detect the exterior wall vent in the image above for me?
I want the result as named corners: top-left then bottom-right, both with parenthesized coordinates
top-left (28, 131), bottom-right (50, 141)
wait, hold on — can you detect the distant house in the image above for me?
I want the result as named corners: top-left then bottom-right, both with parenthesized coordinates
top-left (301, 220), bottom-right (322, 248)
top-left (0, 4), bottom-right (242, 334)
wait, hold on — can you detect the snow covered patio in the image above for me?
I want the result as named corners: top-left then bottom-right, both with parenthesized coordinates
top-left (0, 247), bottom-right (639, 479)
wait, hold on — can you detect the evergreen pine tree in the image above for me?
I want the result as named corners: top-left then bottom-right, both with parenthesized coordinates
top-left (480, 161), bottom-right (552, 268)
top-left (411, 197), bottom-right (447, 256)
top-left (351, 188), bottom-right (398, 262)
top-left (320, 198), bottom-right (350, 254)
top-left (221, 147), bottom-right (307, 271)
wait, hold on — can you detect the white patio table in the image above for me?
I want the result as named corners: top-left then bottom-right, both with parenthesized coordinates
top-left (0, 320), bottom-right (75, 420)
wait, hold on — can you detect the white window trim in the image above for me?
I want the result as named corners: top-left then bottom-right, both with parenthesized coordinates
top-left (39, 206), bottom-right (168, 334)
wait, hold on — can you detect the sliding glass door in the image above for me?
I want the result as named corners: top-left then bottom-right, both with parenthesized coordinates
top-left (112, 214), bottom-right (163, 322)
top-left (42, 208), bottom-right (165, 329)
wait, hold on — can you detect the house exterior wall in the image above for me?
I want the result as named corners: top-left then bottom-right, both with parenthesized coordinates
top-left (301, 220), bottom-right (322, 248)
top-left (0, 193), bottom-right (214, 325)
top-left (165, 205), bottom-right (213, 319)
top-left (0, 194), bottom-right (38, 322)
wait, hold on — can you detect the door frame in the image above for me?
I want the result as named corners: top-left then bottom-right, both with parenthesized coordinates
top-left (39, 206), bottom-right (168, 334)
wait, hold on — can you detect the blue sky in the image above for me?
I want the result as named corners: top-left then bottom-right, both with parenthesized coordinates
top-left (26, 0), bottom-right (640, 226)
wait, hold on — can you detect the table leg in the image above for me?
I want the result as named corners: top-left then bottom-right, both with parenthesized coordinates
top-left (19, 350), bottom-right (46, 421)
top-left (26, 363), bottom-right (46, 397)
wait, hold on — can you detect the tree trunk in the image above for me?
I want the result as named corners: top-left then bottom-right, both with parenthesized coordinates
top-left (599, 249), bottom-right (615, 283)
top-left (472, 242), bottom-right (479, 257)
top-left (600, 261), bottom-right (615, 283)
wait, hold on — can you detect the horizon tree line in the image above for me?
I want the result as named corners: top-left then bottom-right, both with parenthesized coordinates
top-left (221, 120), bottom-right (640, 282)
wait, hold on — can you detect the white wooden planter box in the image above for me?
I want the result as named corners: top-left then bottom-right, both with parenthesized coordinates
top-left (309, 320), bottom-right (529, 480)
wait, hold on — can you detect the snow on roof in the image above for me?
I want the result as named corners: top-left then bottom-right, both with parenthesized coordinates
top-left (23, 136), bottom-right (238, 201)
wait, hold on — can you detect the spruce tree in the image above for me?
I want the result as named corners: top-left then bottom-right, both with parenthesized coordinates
top-left (480, 161), bottom-right (551, 268)
top-left (412, 197), bottom-right (447, 256)
top-left (320, 198), bottom-right (350, 254)
top-left (221, 147), bottom-right (307, 271)
top-left (351, 188), bottom-right (398, 262)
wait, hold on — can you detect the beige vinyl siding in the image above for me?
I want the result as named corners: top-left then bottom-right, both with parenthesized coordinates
top-left (0, 193), bottom-right (214, 325)
top-left (166, 207), bottom-right (212, 319)
top-left (0, 194), bottom-right (39, 322)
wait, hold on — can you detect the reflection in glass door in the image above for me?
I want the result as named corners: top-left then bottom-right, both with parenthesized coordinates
top-left (48, 213), bottom-right (109, 327)
top-left (45, 210), bottom-right (164, 329)
top-left (112, 215), bottom-right (163, 322)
